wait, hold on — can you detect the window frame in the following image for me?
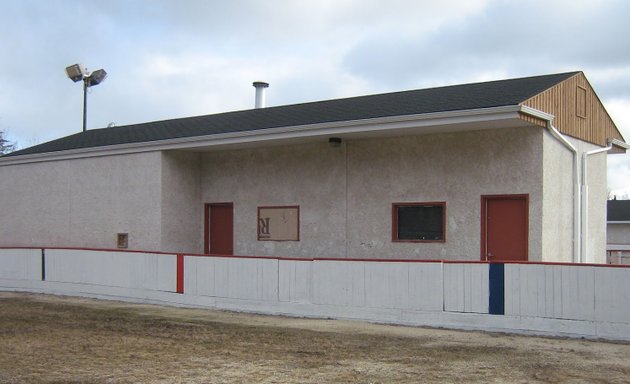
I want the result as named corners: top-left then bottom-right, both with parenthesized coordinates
top-left (576, 85), bottom-right (587, 119)
top-left (392, 202), bottom-right (446, 243)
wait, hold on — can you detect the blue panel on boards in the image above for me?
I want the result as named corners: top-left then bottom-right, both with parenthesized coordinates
top-left (488, 263), bottom-right (505, 315)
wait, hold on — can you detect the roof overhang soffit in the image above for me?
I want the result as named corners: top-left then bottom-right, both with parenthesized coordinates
top-left (1, 105), bottom-right (547, 165)
top-left (608, 138), bottom-right (630, 154)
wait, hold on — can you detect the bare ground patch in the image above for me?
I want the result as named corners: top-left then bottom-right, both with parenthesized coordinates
top-left (1, 292), bottom-right (629, 383)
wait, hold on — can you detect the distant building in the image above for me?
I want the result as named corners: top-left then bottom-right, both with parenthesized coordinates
top-left (1, 71), bottom-right (627, 263)
top-left (607, 199), bottom-right (630, 264)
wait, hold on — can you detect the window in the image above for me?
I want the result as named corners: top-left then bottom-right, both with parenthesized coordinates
top-left (392, 202), bottom-right (445, 242)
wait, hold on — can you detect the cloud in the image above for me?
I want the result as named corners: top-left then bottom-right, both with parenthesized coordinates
top-left (342, 0), bottom-right (630, 92)
top-left (586, 67), bottom-right (630, 100)
top-left (101, 50), bottom-right (370, 126)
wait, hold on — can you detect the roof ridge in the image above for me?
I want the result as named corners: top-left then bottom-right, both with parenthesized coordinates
top-left (86, 71), bottom-right (584, 133)
top-left (252, 71), bottom-right (582, 112)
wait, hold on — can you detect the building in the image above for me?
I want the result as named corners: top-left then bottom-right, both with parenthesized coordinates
top-left (607, 199), bottom-right (630, 264)
top-left (1, 71), bottom-right (627, 263)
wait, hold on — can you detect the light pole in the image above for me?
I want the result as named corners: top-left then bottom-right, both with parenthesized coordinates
top-left (65, 64), bottom-right (107, 132)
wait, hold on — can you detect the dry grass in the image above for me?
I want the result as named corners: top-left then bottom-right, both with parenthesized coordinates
top-left (1, 292), bottom-right (630, 383)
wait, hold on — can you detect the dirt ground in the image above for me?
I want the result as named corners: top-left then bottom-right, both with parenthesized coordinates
top-left (1, 292), bottom-right (629, 383)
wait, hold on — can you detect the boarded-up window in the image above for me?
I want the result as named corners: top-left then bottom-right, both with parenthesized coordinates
top-left (576, 85), bottom-right (587, 119)
top-left (258, 206), bottom-right (300, 241)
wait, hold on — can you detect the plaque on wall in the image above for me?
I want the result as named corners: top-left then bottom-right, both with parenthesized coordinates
top-left (257, 206), bottom-right (300, 241)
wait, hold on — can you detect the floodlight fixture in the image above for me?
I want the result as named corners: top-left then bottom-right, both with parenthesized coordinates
top-left (86, 69), bottom-right (107, 86)
top-left (65, 63), bottom-right (108, 132)
top-left (65, 64), bottom-right (88, 82)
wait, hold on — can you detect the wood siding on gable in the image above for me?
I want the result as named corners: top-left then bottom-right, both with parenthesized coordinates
top-left (521, 73), bottom-right (624, 147)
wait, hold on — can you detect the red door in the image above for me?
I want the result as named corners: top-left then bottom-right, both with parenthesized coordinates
top-left (481, 195), bottom-right (528, 261)
top-left (205, 203), bottom-right (233, 255)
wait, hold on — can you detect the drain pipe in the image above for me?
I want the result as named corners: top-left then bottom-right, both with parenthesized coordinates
top-left (581, 143), bottom-right (611, 263)
top-left (520, 106), bottom-right (580, 263)
top-left (545, 121), bottom-right (581, 263)
top-left (521, 107), bottom-right (630, 263)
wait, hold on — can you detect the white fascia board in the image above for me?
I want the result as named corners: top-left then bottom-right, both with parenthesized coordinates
top-left (608, 221), bottom-right (630, 224)
top-left (519, 105), bottom-right (555, 121)
top-left (0, 105), bottom-right (528, 166)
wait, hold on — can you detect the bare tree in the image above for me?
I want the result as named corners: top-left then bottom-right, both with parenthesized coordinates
top-left (0, 130), bottom-right (16, 155)
top-left (1, 130), bottom-right (17, 155)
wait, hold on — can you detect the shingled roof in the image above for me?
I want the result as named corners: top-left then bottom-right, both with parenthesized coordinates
top-left (5, 71), bottom-right (580, 157)
top-left (608, 200), bottom-right (630, 222)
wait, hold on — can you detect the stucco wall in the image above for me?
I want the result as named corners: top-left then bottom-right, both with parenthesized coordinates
top-left (584, 146), bottom-right (608, 263)
top-left (541, 134), bottom-right (608, 263)
top-left (201, 127), bottom-right (545, 260)
top-left (160, 152), bottom-right (202, 254)
top-left (541, 132), bottom-right (575, 262)
top-left (0, 152), bottom-right (163, 250)
top-left (1, 126), bottom-right (607, 261)
top-left (201, 141), bottom-right (348, 258)
top-left (346, 128), bottom-right (544, 260)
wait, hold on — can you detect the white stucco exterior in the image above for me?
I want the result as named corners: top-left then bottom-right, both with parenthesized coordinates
top-left (199, 126), bottom-right (600, 261)
top-left (0, 152), bottom-right (163, 250)
top-left (0, 125), bottom-right (610, 262)
top-left (583, 145), bottom-right (608, 263)
top-left (541, 134), bottom-right (609, 263)
top-left (161, 152), bottom-right (202, 253)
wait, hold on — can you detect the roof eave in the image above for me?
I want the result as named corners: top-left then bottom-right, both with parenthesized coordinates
top-left (609, 138), bottom-right (630, 154)
top-left (0, 105), bottom-right (531, 166)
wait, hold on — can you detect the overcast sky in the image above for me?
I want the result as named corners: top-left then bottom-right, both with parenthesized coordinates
top-left (1, 0), bottom-right (629, 196)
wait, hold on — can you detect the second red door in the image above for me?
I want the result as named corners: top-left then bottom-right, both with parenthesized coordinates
top-left (481, 195), bottom-right (528, 262)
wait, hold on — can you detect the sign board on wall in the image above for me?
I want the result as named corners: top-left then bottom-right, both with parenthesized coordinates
top-left (258, 206), bottom-right (300, 241)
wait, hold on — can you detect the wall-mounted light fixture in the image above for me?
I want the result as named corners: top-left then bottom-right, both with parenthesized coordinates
top-left (329, 137), bottom-right (342, 148)
top-left (65, 64), bottom-right (108, 132)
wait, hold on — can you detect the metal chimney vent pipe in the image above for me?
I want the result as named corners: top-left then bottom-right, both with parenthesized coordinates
top-left (253, 81), bottom-right (269, 108)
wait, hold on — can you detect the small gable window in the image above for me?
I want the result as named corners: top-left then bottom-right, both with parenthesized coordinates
top-left (392, 202), bottom-right (445, 242)
top-left (576, 85), bottom-right (587, 119)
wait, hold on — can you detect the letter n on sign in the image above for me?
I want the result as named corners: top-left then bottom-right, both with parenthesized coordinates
top-left (257, 206), bottom-right (300, 241)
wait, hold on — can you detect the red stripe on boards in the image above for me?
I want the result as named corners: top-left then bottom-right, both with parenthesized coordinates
top-left (176, 254), bottom-right (184, 294)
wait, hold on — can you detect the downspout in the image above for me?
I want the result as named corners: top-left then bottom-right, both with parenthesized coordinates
top-left (520, 106), bottom-right (581, 263)
top-left (581, 143), bottom-right (612, 264)
top-left (545, 121), bottom-right (581, 263)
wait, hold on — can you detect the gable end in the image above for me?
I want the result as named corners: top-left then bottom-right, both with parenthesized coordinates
top-left (521, 72), bottom-right (624, 146)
